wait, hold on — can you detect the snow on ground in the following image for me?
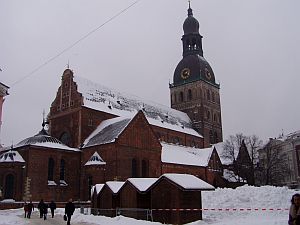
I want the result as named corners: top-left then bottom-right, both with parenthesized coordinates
top-left (0, 185), bottom-right (297, 225)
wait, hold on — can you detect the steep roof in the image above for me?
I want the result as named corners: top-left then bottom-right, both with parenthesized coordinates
top-left (161, 142), bottom-right (213, 167)
top-left (83, 116), bottom-right (132, 148)
top-left (213, 142), bottom-right (232, 165)
top-left (0, 150), bottom-right (25, 163)
top-left (73, 76), bottom-right (201, 138)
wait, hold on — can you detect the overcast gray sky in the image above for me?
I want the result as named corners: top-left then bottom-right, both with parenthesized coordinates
top-left (0, 0), bottom-right (299, 146)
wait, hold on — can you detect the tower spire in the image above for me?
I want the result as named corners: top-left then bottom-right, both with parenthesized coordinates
top-left (188, 0), bottom-right (193, 16)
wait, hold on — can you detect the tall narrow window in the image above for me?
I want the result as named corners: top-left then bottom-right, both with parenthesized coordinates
top-left (214, 131), bottom-right (218, 143)
top-left (88, 176), bottom-right (93, 200)
top-left (180, 92), bottom-right (184, 102)
top-left (207, 90), bottom-right (211, 100)
top-left (60, 159), bottom-right (65, 180)
top-left (188, 89), bottom-right (192, 101)
top-left (4, 174), bottom-right (14, 199)
top-left (132, 159), bottom-right (138, 178)
top-left (209, 130), bottom-right (214, 144)
top-left (48, 158), bottom-right (55, 181)
top-left (142, 160), bottom-right (149, 177)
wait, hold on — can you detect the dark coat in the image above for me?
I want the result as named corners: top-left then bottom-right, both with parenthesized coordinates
top-left (65, 201), bottom-right (75, 216)
top-left (49, 201), bottom-right (56, 210)
top-left (27, 202), bottom-right (34, 212)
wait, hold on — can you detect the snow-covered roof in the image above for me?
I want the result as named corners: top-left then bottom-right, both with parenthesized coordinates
top-left (106, 181), bottom-right (125, 194)
top-left (127, 178), bottom-right (158, 192)
top-left (91, 184), bottom-right (105, 196)
top-left (83, 117), bottom-right (132, 148)
top-left (161, 173), bottom-right (215, 190)
top-left (14, 129), bottom-right (79, 152)
top-left (212, 142), bottom-right (232, 165)
top-left (161, 142), bottom-right (213, 167)
top-left (85, 152), bottom-right (106, 166)
top-left (74, 76), bottom-right (201, 138)
top-left (0, 150), bottom-right (25, 163)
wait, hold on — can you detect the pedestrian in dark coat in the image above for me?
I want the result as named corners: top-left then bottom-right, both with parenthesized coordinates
top-left (37, 199), bottom-right (44, 218)
top-left (49, 200), bottom-right (57, 218)
top-left (65, 198), bottom-right (75, 225)
top-left (27, 200), bottom-right (34, 219)
top-left (43, 202), bottom-right (48, 220)
top-left (289, 193), bottom-right (300, 225)
top-left (23, 202), bottom-right (28, 218)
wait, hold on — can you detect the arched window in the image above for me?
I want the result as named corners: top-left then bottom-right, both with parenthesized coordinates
top-left (60, 159), bottom-right (65, 181)
top-left (4, 174), bottom-right (14, 199)
top-left (214, 114), bottom-right (217, 122)
top-left (48, 158), bottom-right (55, 181)
top-left (209, 130), bottom-right (214, 144)
top-left (214, 131), bottom-right (218, 143)
top-left (212, 92), bottom-right (215, 102)
top-left (180, 92), bottom-right (184, 102)
top-left (188, 89), bottom-right (192, 101)
top-left (142, 160), bottom-right (149, 177)
top-left (207, 90), bottom-right (211, 100)
top-left (207, 110), bottom-right (211, 120)
top-left (132, 159), bottom-right (138, 178)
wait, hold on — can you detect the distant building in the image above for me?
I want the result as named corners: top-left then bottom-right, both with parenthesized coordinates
top-left (258, 131), bottom-right (300, 188)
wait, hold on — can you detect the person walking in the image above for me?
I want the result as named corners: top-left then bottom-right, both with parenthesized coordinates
top-left (27, 200), bottom-right (34, 219)
top-left (23, 202), bottom-right (28, 218)
top-left (42, 202), bottom-right (48, 220)
top-left (37, 199), bottom-right (44, 218)
top-left (289, 193), bottom-right (300, 225)
top-left (65, 198), bottom-right (75, 225)
top-left (49, 200), bottom-right (57, 218)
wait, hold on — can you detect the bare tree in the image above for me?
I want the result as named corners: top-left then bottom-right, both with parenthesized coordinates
top-left (245, 135), bottom-right (263, 185)
top-left (257, 140), bottom-right (290, 186)
top-left (222, 133), bottom-right (263, 185)
top-left (222, 133), bottom-right (247, 182)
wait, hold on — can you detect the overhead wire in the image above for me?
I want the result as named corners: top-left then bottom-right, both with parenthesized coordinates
top-left (11, 0), bottom-right (142, 87)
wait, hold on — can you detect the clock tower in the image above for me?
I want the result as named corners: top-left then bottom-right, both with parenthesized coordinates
top-left (170, 3), bottom-right (223, 146)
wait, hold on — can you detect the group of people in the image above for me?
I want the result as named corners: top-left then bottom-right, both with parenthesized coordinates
top-left (23, 198), bottom-right (75, 224)
top-left (37, 199), bottom-right (57, 220)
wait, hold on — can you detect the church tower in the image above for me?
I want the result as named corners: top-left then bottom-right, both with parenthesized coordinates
top-left (170, 3), bottom-right (223, 147)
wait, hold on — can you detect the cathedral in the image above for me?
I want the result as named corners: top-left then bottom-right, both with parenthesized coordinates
top-left (0, 4), bottom-right (226, 203)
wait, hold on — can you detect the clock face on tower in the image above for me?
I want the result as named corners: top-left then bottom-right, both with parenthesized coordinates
top-left (205, 67), bottom-right (212, 80)
top-left (181, 68), bottom-right (191, 80)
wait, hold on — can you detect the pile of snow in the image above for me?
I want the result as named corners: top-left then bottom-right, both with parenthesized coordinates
top-left (0, 185), bottom-right (297, 225)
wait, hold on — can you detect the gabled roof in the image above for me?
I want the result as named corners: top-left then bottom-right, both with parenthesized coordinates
top-left (91, 184), bottom-right (105, 196)
top-left (212, 142), bottom-right (232, 165)
top-left (73, 75), bottom-right (201, 138)
top-left (83, 117), bottom-right (132, 148)
top-left (160, 173), bottom-right (215, 190)
top-left (85, 152), bottom-right (106, 166)
top-left (126, 178), bottom-right (158, 192)
top-left (161, 142), bottom-right (213, 167)
top-left (106, 181), bottom-right (125, 194)
top-left (14, 128), bottom-right (80, 152)
top-left (0, 150), bottom-right (25, 163)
